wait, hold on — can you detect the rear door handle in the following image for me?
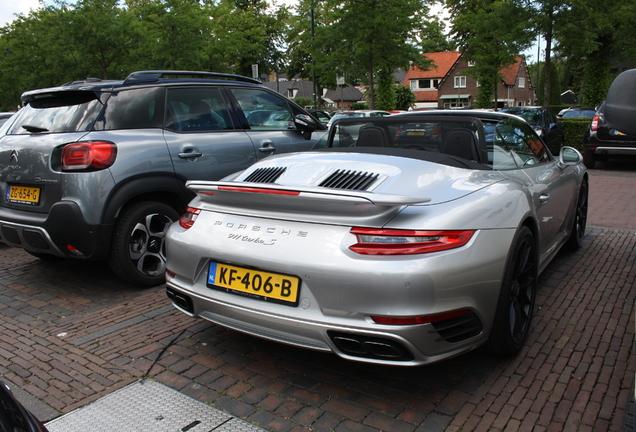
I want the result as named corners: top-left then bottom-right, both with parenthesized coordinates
top-left (178, 149), bottom-right (203, 159)
top-left (259, 142), bottom-right (276, 153)
top-left (539, 193), bottom-right (550, 204)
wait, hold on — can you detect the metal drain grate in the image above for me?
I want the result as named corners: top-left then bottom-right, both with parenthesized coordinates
top-left (45, 380), bottom-right (265, 432)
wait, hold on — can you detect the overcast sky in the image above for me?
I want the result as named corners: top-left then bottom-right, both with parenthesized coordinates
top-left (0, 0), bottom-right (43, 27)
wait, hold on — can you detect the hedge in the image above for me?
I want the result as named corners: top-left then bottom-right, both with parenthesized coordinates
top-left (558, 118), bottom-right (592, 152)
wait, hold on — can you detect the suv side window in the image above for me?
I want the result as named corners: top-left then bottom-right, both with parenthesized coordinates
top-left (101, 87), bottom-right (165, 130)
top-left (166, 87), bottom-right (233, 132)
top-left (230, 88), bottom-right (296, 131)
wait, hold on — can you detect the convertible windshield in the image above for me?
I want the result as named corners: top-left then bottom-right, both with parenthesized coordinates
top-left (313, 114), bottom-right (552, 170)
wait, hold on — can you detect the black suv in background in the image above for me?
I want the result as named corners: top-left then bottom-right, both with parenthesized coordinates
top-left (0, 71), bottom-right (325, 286)
top-left (583, 102), bottom-right (636, 168)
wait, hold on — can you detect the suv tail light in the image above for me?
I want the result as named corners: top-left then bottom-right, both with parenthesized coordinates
top-left (349, 228), bottom-right (475, 255)
top-left (590, 115), bottom-right (599, 132)
top-left (179, 207), bottom-right (201, 229)
top-left (62, 141), bottom-right (117, 171)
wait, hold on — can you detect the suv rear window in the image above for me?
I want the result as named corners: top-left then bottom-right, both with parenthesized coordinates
top-left (8, 92), bottom-right (103, 134)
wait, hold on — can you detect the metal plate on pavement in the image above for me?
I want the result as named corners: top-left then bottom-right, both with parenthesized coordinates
top-left (45, 380), bottom-right (266, 432)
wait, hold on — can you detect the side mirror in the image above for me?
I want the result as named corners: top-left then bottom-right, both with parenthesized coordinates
top-left (559, 146), bottom-right (583, 165)
top-left (295, 114), bottom-right (316, 140)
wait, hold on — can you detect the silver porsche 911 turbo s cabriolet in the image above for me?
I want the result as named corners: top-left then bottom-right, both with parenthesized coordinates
top-left (164, 110), bottom-right (588, 366)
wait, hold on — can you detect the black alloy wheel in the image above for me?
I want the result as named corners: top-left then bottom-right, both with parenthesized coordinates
top-left (565, 180), bottom-right (588, 251)
top-left (486, 225), bottom-right (537, 356)
top-left (109, 201), bottom-right (179, 287)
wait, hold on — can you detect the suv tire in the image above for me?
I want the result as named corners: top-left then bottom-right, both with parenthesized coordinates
top-left (108, 201), bottom-right (179, 287)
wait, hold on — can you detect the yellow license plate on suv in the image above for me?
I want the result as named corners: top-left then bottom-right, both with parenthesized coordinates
top-left (207, 262), bottom-right (300, 306)
top-left (6, 185), bottom-right (41, 205)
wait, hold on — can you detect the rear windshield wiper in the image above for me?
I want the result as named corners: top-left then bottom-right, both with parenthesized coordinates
top-left (22, 125), bottom-right (49, 133)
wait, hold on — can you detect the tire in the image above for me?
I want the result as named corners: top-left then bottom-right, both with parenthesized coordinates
top-left (485, 226), bottom-right (537, 356)
top-left (583, 150), bottom-right (596, 169)
top-left (108, 201), bottom-right (179, 287)
top-left (564, 180), bottom-right (588, 251)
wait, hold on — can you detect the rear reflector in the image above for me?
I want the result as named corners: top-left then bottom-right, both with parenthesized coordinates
top-left (349, 228), bottom-right (475, 255)
top-left (371, 309), bottom-right (471, 325)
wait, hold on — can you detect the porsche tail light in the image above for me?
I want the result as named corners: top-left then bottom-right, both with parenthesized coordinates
top-left (179, 207), bottom-right (201, 229)
top-left (590, 115), bottom-right (599, 132)
top-left (61, 141), bottom-right (117, 171)
top-left (371, 309), bottom-right (471, 325)
top-left (349, 228), bottom-right (474, 255)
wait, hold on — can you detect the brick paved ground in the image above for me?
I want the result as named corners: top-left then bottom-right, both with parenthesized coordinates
top-left (0, 162), bottom-right (634, 432)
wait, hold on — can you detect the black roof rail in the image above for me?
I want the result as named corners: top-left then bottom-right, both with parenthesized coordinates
top-left (123, 70), bottom-right (262, 85)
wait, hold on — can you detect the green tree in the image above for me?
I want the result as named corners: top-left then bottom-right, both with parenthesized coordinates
top-left (210, 0), bottom-right (289, 77)
top-left (554, 0), bottom-right (636, 106)
top-left (395, 83), bottom-right (416, 110)
top-left (0, 6), bottom-right (71, 109)
top-left (419, 16), bottom-right (456, 53)
top-left (375, 69), bottom-right (397, 110)
top-left (62, 0), bottom-right (141, 79)
top-left (530, 0), bottom-right (569, 107)
top-left (127, 0), bottom-right (214, 71)
top-left (532, 60), bottom-right (561, 106)
top-left (314, 0), bottom-right (432, 108)
top-left (447, 0), bottom-right (534, 109)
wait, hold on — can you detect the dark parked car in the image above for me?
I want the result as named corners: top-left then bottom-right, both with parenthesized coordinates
top-left (0, 71), bottom-right (325, 287)
top-left (559, 107), bottom-right (596, 119)
top-left (583, 102), bottom-right (636, 168)
top-left (0, 379), bottom-right (49, 432)
top-left (501, 106), bottom-right (564, 154)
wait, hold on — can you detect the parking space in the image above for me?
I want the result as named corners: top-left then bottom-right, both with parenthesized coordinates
top-left (0, 163), bottom-right (634, 432)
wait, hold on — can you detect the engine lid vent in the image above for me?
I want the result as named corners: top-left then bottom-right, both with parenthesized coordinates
top-left (243, 167), bottom-right (286, 184)
top-left (319, 169), bottom-right (380, 191)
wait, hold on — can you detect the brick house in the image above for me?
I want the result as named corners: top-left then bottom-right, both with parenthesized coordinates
top-left (404, 51), bottom-right (536, 109)
top-left (404, 51), bottom-right (460, 109)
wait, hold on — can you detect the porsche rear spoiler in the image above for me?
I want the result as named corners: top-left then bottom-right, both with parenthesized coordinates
top-left (185, 181), bottom-right (431, 224)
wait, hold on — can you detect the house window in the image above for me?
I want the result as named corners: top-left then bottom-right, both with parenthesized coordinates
top-left (410, 79), bottom-right (438, 90)
top-left (517, 77), bottom-right (525, 88)
top-left (454, 76), bottom-right (466, 88)
top-left (467, 61), bottom-right (475, 67)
